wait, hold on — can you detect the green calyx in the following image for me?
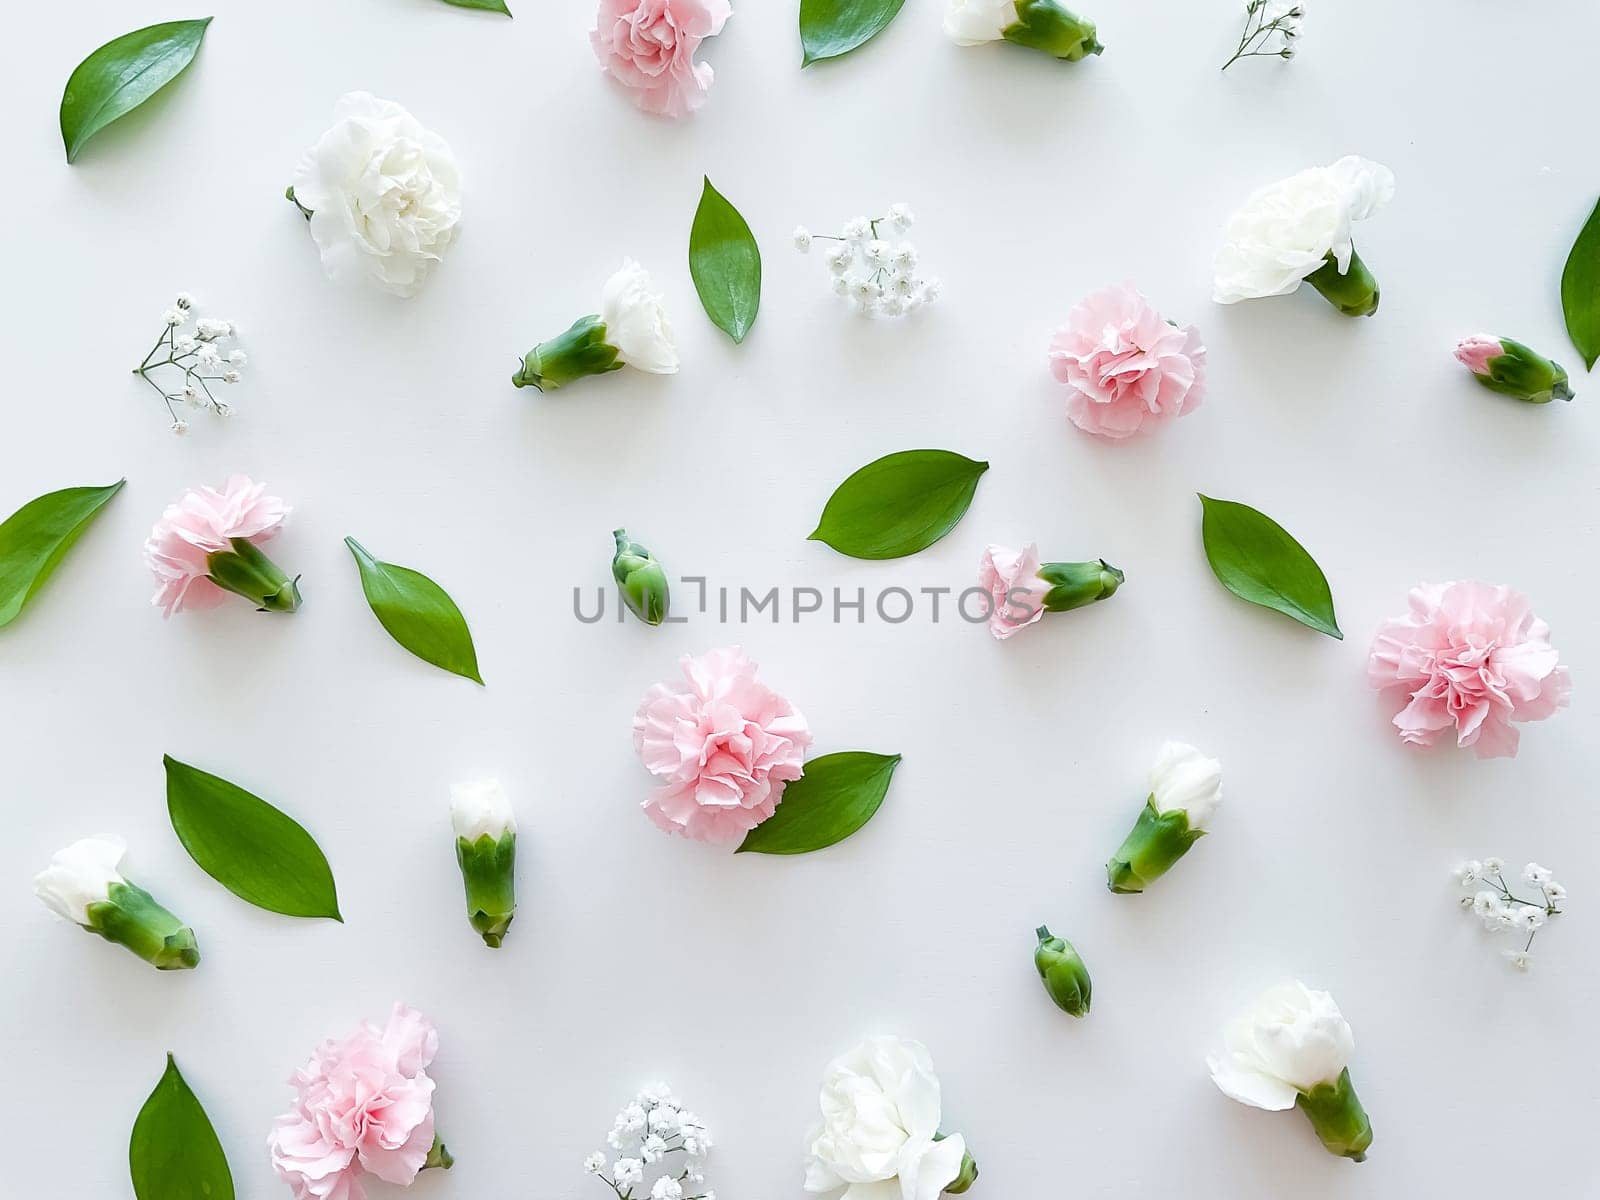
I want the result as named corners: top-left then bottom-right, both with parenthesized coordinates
top-left (206, 537), bottom-right (301, 613)
top-left (84, 880), bottom-right (200, 971)
top-left (933, 1133), bottom-right (978, 1194)
top-left (612, 528), bottom-right (671, 626)
top-left (513, 315), bottom-right (623, 391)
top-left (1002, 0), bottom-right (1103, 60)
top-left (1034, 926), bottom-right (1092, 1017)
top-left (423, 1134), bottom-right (455, 1171)
top-left (1039, 559), bottom-right (1124, 613)
top-left (1296, 1068), bottom-right (1373, 1162)
top-left (1305, 247), bottom-right (1380, 317)
top-left (455, 832), bottom-right (517, 948)
top-left (1474, 337), bottom-right (1575, 404)
top-left (1106, 797), bottom-right (1203, 894)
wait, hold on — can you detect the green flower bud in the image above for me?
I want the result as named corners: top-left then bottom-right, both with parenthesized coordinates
top-left (612, 529), bottom-right (671, 626)
top-left (1106, 799), bottom-right (1204, 893)
top-left (88, 882), bottom-right (201, 971)
top-left (1296, 1068), bottom-right (1373, 1162)
top-left (1003, 0), bottom-right (1103, 60)
top-left (1457, 335), bottom-right (1574, 404)
top-left (1038, 559), bottom-right (1123, 613)
top-left (205, 536), bottom-right (301, 613)
top-left (1304, 247), bottom-right (1380, 317)
top-left (1034, 926), bottom-right (1092, 1017)
top-left (513, 315), bottom-right (623, 391)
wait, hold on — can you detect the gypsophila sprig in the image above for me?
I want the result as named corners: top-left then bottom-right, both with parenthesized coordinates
top-left (587, 1084), bottom-right (714, 1200)
top-left (1456, 858), bottom-right (1567, 971)
top-left (1222, 1), bottom-right (1304, 71)
top-left (131, 294), bottom-right (245, 434)
top-left (794, 204), bottom-right (940, 319)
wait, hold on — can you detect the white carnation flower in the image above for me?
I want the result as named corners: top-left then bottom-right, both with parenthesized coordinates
top-left (290, 92), bottom-right (463, 298)
top-left (1213, 156), bottom-right (1394, 304)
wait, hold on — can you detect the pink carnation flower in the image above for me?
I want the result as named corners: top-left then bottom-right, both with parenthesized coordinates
top-left (269, 1004), bottom-right (440, 1200)
top-left (1368, 581), bottom-right (1571, 759)
top-left (143, 475), bottom-right (289, 615)
top-left (1048, 283), bottom-right (1207, 440)
top-left (979, 544), bottom-right (1048, 640)
top-left (633, 647), bottom-right (812, 843)
top-left (591, 0), bottom-right (732, 118)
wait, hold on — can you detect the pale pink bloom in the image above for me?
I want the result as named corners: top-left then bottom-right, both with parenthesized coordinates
top-left (1454, 334), bottom-right (1504, 376)
top-left (1368, 581), bottom-right (1571, 759)
top-left (1048, 283), bottom-right (1207, 440)
top-left (269, 1004), bottom-right (439, 1200)
top-left (591, 0), bottom-right (733, 118)
top-left (633, 647), bottom-right (812, 843)
top-left (143, 476), bottom-right (289, 616)
top-left (979, 544), bottom-right (1048, 641)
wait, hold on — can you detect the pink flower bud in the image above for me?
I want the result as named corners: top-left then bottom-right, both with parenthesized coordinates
top-left (1453, 335), bottom-right (1504, 377)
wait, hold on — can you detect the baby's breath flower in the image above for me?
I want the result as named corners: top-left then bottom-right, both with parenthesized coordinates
top-left (132, 294), bottom-right (247, 428)
top-left (613, 1158), bottom-right (643, 1188)
top-left (175, 292), bottom-right (195, 309)
top-left (842, 216), bottom-right (871, 242)
top-left (170, 418), bottom-right (190, 436)
top-left (163, 307), bottom-right (185, 326)
top-left (792, 226), bottom-right (812, 252)
top-left (887, 202), bottom-right (914, 230)
top-left (583, 1152), bottom-right (607, 1174)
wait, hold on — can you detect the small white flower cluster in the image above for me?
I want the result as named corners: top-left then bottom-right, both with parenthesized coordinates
top-left (134, 293), bottom-right (246, 435)
top-left (792, 203), bottom-right (940, 319)
top-left (1455, 857), bottom-right (1567, 971)
top-left (583, 1083), bottom-right (714, 1200)
top-left (1222, 1), bottom-right (1304, 71)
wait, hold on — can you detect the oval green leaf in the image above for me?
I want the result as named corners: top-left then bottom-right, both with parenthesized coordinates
top-left (1561, 197), bottom-right (1600, 371)
top-left (689, 177), bottom-right (762, 344)
top-left (800, 0), bottom-right (906, 65)
top-left (810, 450), bottom-right (988, 559)
top-left (346, 537), bottom-right (483, 684)
top-left (1198, 495), bottom-right (1342, 639)
top-left (130, 1055), bottom-right (235, 1200)
top-left (440, 0), bottom-right (512, 12)
top-left (0, 479), bottom-right (125, 628)
top-left (738, 751), bottom-right (900, 855)
top-left (61, 19), bottom-right (213, 163)
top-left (164, 755), bottom-right (342, 921)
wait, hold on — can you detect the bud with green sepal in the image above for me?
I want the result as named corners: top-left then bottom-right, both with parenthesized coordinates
top-left (451, 780), bottom-right (517, 948)
top-left (423, 1134), bottom-right (455, 1172)
top-left (1454, 335), bottom-right (1575, 404)
top-left (944, 0), bottom-right (1102, 61)
top-left (1106, 741), bottom-right (1222, 894)
top-left (33, 836), bottom-right (200, 971)
top-left (513, 259), bottom-right (678, 393)
top-left (1033, 926), bottom-right (1092, 1017)
top-left (205, 536), bottom-right (302, 612)
top-left (1208, 980), bottom-right (1373, 1163)
top-left (1039, 558), bottom-right (1123, 613)
top-left (612, 529), bottom-right (670, 625)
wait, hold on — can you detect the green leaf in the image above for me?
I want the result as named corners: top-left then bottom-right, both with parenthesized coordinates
top-left (164, 755), bottom-right (342, 921)
top-left (345, 538), bottom-right (483, 684)
top-left (689, 177), bottom-right (762, 344)
top-left (800, 0), bottom-right (906, 65)
top-left (809, 450), bottom-right (988, 559)
top-left (439, 0), bottom-right (512, 12)
top-left (129, 1055), bottom-right (235, 1200)
top-left (738, 751), bottom-right (900, 855)
top-left (1561, 197), bottom-right (1600, 371)
top-left (0, 479), bottom-right (125, 628)
top-left (1198, 495), bottom-right (1342, 639)
top-left (60, 19), bottom-right (213, 163)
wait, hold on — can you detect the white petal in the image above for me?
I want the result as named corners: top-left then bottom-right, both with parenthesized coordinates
top-left (1207, 1054), bottom-right (1299, 1111)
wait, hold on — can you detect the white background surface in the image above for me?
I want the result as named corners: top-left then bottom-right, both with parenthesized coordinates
top-left (3, 0), bottom-right (1599, 1196)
